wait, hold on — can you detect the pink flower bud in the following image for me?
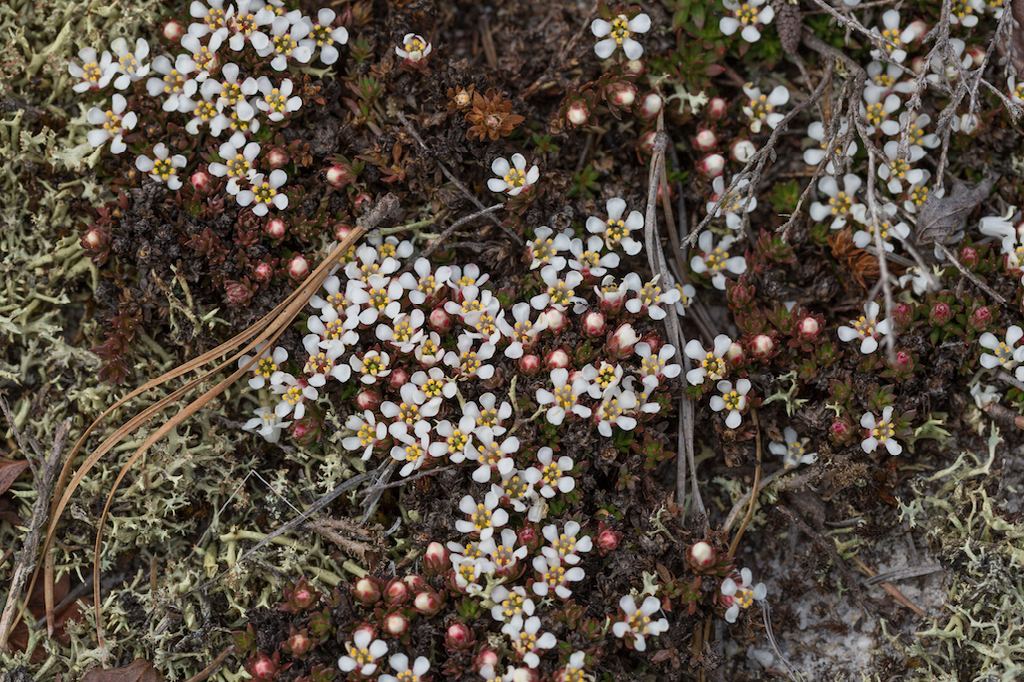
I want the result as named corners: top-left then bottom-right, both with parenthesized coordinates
top-left (190, 170), bottom-right (212, 193)
top-left (83, 228), bottom-right (104, 249)
top-left (163, 20), bottom-right (186, 42)
top-left (225, 279), bottom-right (255, 307)
top-left (893, 302), bottom-right (913, 330)
top-left (265, 148), bottom-right (289, 170)
top-left (694, 128), bottom-right (717, 153)
top-left (959, 246), bottom-right (978, 268)
top-left (388, 368), bottom-right (409, 389)
top-left (730, 139), bottom-right (756, 163)
top-left (518, 525), bottom-right (541, 552)
top-left (582, 311), bottom-right (606, 337)
top-left (287, 254), bottom-right (309, 280)
top-left (445, 622), bottom-right (476, 651)
top-left (254, 262), bottom-right (274, 283)
top-left (596, 529), bottom-right (621, 554)
top-left (403, 574), bottom-right (427, 592)
top-left (429, 308), bottom-right (452, 333)
top-left (383, 611), bottom-right (409, 637)
top-left (413, 590), bottom-right (444, 615)
top-left (903, 20), bottom-right (927, 43)
top-left (356, 388), bottom-right (382, 411)
top-left (476, 649), bottom-right (500, 672)
top-left (965, 46), bottom-right (985, 68)
top-left (607, 323), bottom-right (639, 359)
top-left (542, 308), bottom-right (567, 334)
top-left (624, 59), bottom-right (645, 76)
top-left (518, 354), bottom-right (541, 375)
top-left (930, 302), bottom-right (952, 326)
top-left (287, 631), bottom-right (312, 656)
top-left (639, 93), bottom-right (663, 120)
top-left (639, 131), bottom-right (658, 154)
top-left (707, 97), bottom-right (728, 121)
top-left (424, 542), bottom-right (449, 575)
top-left (749, 334), bottom-right (774, 358)
top-left (353, 577), bottom-right (381, 606)
top-left (910, 56), bottom-right (927, 75)
top-left (545, 349), bottom-right (570, 370)
top-left (384, 578), bottom-right (410, 605)
top-left (293, 588), bottom-right (315, 609)
top-left (688, 541), bottom-right (715, 568)
top-left (325, 165), bottom-right (350, 188)
top-left (566, 102), bottom-right (590, 127)
top-left (353, 193), bottom-right (373, 212)
top-left (266, 218), bottom-right (287, 239)
top-left (698, 153), bottom-right (725, 178)
top-left (797, 316), bottom-right (820, 339)
top-left (251, 654), bottom-right (278, 680)
top-left (970, 305), bottom-right (992, 332)
top-left (334, 223), bottom-right (353, 241)
top-left (726, 342), bottom-right (744, 362)
top-left (609, 82), bottom-right (636, 107)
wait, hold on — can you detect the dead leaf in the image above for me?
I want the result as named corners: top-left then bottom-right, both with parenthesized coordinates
top-left (8, 573), bottom-right (89, 662)
top-left (82, 659), bottom-right (162, 682)
top-left (0, 457), bottom-right (30, 496)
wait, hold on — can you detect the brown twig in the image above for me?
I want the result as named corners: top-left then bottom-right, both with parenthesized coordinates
top-left (728, 409), bottom-right (763, 558)
top-left (851, 557), bottom-right (926, 616)
top-left (182, 645), bottom-right (235, 682)
top-left (408, 204), bottom-right (504, 266)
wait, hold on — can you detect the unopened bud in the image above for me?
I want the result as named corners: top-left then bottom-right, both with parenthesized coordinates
top-left (190, 170), bottom-right (212, 193)
top-left (694, 128), bottom-right (717, 153)
top-left (287, 254), bottom-right (309, 280)
top-left (730, 139), bottom-right (756, 163)
top-left (910, 56), bottom-right (927, 75)
top-left (476, 649), bottom-right (500, 672)
top-left (545, 349), bottom-right (570, 370)
top-left (413, 590), bottom-right (443, 616)
top-left (356, 388), bottom-right (382, 411)
top-left (623, 59), bottom-right (645, 76)
top-left (797, 316), bottom-right (820, 339)
top-left (353, 577), bottom-right (381, 606)
top-left (445, 622), bottom-right (476, 651)
top-left (698, 153), bottom-right (726, 178)
top-left (424, 542), bottom-right (449, 575)
top-left (688, 541), bottom-right (715, 568)
top-left (429, 308), bottom-right (452, 333)
top-left (84, 228), bottom-right (104, 249)
top-left (287, 631), bottom-right (312, 656)
top-left (639, 93), bottom-right (663, 120)
top-left (607, 323), bottom-right (639, 359)
top-left (163, 20), bottom-right (186, 42)
top-left (639, 131), bottom-right (658, 154)
top-left (903, 20), bottom-right (927, 43)
top-left (264, 148), bottom-right (288, 169)
top-left (325, 165), bottom-right (350, 188)
top-left (383, 611), bottom-right (409, 637)
top-left (610, 82), bottom-right (636, 107)
top-left (384, 578), bottom-right (410, 605)
top-left (965, 45), bottom-right (985, 68)
top-left (334, 224), bottom-right (353, 241)
top-left (749, 334), bottom-right (774, 358)
top-left (596, 529), bottom-right (621, 554)
top-left (582, 311), bottom-right (606, 336)
top-left (518, 354), bottom-right (541, 375)
top-left (707, 97), bottom-right (728, 121)
top-left (266, 218), bottom-right (287, 239)
top-left (251, 654), bottom-right (277, 679)
top-left (541, 308), bottom-right (567, 334)
top-left (388, 368), bottom-right (409, 389)
top-left (726, 341), bottom-right (745, 362)
top-left (566, 102), bottom-right (590, 127)
top-left (254, 262), bottom-right (274, 283)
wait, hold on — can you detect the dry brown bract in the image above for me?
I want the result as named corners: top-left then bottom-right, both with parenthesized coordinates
top-left (446, 84), bottom-right (475, 114)
top-left (464, 88), bottom-right (525, 141)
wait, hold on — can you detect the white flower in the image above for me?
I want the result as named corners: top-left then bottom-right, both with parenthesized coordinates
top-left (490, 585), bottom-right (535, 623)
top-left (971, 381), bottom-right (1000, 409)
top-left (399, 258), bottom-right (451, 305)
top-left (568, 234), bottom-right (619, 278)
top-left (586, 197), bottom-right (643, 255)
top-left (707, 175), bottom-right (757, 231)
top-left (809, 173), bottom-right (866, 230)
top-left (949, 0), bottom-right (981, 27)
top-left (624, 273), bottom-right (681, 320)
top-left (877, 140), bottom-right (925, 194)
top-left (484, 527), bottom-right (530, 574)
top-left (338, 629), bottom-right (388, 676)
top-left (901, 170), bottom-right (934, 214)
top-left (236, 170), bottom-right (288, 216)
top-left (527, 226), bottom-right (572, 271)
top-left (464, 393), bottom-right (513, 434)
top-left (147, 55), bottom-right (198, 113)
top-left (242, 406), bottom-right (290, 443)
top-left (229, 0), bottom-right (275, 51)
top-left (867, 60), bottom-right (914, 93)
top-left (559, 652), bottom-right (588, 682)
top-left (541, 520), bottom-right (592, 565)
top-left (583, 361), bottom-right (623, 398)
top-left (301, 8), bottom-right (349, 65)
top-left (306, 304), bottom-right (359, 352)
top-left (612, 595), bottom-right (669, 651)
top-left (684, 334), bottom-right (732, 385)
top-left (135, 143), bottom-right (187, 190)
top-left (837, 301), bottom-right (892, 354)
top-left (803, 120), bottom-right (858, 173)
top-left (396, 33), bottom-right (432, 61)
top-left (498, 302), bottom-right (547, 359)
top-left (68, 46), bottom-right (114, 93)
top-left (200, 62), bottom-right (258, 116)
top-left (379, 653), bottom-right (429, 682)
top-left (448, 263), bottom-right (489, 290)
top-left (429, 416), bottom-right (475, 462)
top-left (256, 15), bottom-right (313, 70)
top-left (720, 0), bottom-right (775, 43)
top-left (456, 491), bottom-right (508, 541)
top-left (861, 406), bottom-right (903, 456)
top-left (470, 427), bottom-right (519, 484)
top-left (1010, 74), bottom-right (1024, 105)
top-left (690, 231), bottom-right (746, 290)
top-left (180, 32), bottom-right (224, 83)
top-left (591, 12), bottom-right (651, 60)
top-left (524, 447), bottom-right (575, 498)
top-left (390, 420), bottom-right (433, 477)
top-left (271, 373), bottom-right (317, 419)
top-left (414, 331), bottom-right (445, 367)
top-left (536, 368), bottom-right (592, 425)
top-left (351, 349), bottom-right (391, 385)
top-left (852, 211), bottom-right (910, 253)
top-left (188, 0), bottom-right (231, 41)
top-left (443, 333), bottom-right (496, 380)
top-left (502, 615), bottom-right (557, 668)
top-left (899, 265), bottom-right (941, 296)
top-left (861, 84), bottom-right (902, 136)
top-left (86, 94), bottom-right (137, 154)
top-left (768, 427), bottom-right (817, 468)
top-left (342, 410), bottom-right (387, 460)
top-left (301, 334), bottom-right (349, 385)
top-left (709, 379), bottom-right (751, 429)
top-left (870, 10), bottom-right (909, 63)
top-left (224, 101), bottom-right (261, 148)
top-left (741, 83), bottom-right (788, 133)
top-left (238, 343), bottom-right (288, 389)
top-left (928, 38), bottom-right (972, 84)
top-left (255, 76), bottom-right (303, 122)
top-left (980, 326), bottom-right (1023, 370)
top-left (209, 141), bottom-right (260, 195)
top-left (530, 266), bottom-right (584, 312)
top-left (594, 385), bottom-right (639, 437)
top-left (721, 568), bottom-right (767, 623)
top-left (377, 310), bottom-right (426, 354)
top-left (531, 555), bottom-right (585, 600)
top-left (109, 37), bottom-right (150, 90)
top-left (488, 154), bottom-right (539, 196)
top-left (636, 342), bottom-right (682, 386)
top-left (182, 91), bottom-right (231, 136)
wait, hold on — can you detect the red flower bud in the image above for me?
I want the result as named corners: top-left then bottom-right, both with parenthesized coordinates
top-left (254, 262), bottom-right (274, 283)
top-left (288, 254), bottom-right (309, 280)
top-left (545, 349), bottom-right (570, 370)
top-left (694, 128), bottom-right (717, 153)
top-left (609, 82), bottom-right (636, 107)
top-left (748, 333), bottom-right (774, 359)
top-left (970, 305), bottom-right (992, 332)
top-left (83, 228), bottom-right (105, 249)
top-left (266, 218), bottom-right (287, 239)
top-left (353, 193), bottom-right (373, 212)
top-left (518, 354), bottom-right (541, 375)
top-left (829, 416), bottom-right (856, 446)
top-left (384, 578), bottom-right (410, 605)
top-left (444, 622), bottom-right (476, 651)
top-left (639, 93), bottom-right (663, 120)
top-left (959, 246), bottom-right (978, 269)
top-left (566, 102), bottom-right (590, 127)
top-left (190, 170), bottom-right (212, 193)
top-left (424, 542), bottom-right (449, 575)
top-left (413, 590), bottom-right (444, 616)
top-left (698, 153), bottom-right (725, 178)
top-left (251, 653), bottom-right (278, 680)
top-left (639, 131), bottom-right (658, 154)
top-left (582, 311), bottom-right (606, 337)
top-left (518, 525), bottom-right (541, 552)
top-left (325, 165), bottom-right (351, 188)
top-left (286, 630), bottom-right (312, 657)
top-left (910, 56), bottom-right (927, 75)
top-left (429, 308), bottom-right (452, 333)
top-left (356, 388), bottom-right (381, 411)
top-left (475, 648), bottom-right (500, 672)
top-left (388, 368), bottom-right (409, 390)
top-left (383, 610), bottom-right (409, 637)
top-left (596, 528), bottom-right (621, 555)
top-left (892, 302), bottom-right (913, 330)
top-left (623, 59), bottom-right (645, 76)
top-left (930, 301), bottom-right (952, 326)
top-left (353, 577), bottom-right (381, 606)
top-left (334, 224), bottom-right (353, 241)
top-left (687, 541), bottom-right (715, 568)
top-left (264, 148), bottom-right (288, 169)
top-left (707, 97), bottom-right (728, 121)
top-left (163, 20), bottom-right (186, 42)
top-left (293, 587), bottom-right (315, 609)
top-left (224, 279), bottom-right (255, 307)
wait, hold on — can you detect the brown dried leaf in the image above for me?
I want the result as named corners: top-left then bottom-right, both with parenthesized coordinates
top-left (0, 456), bottom-right (30, 495)
top-left (82, 660), bottom-right (162, 682)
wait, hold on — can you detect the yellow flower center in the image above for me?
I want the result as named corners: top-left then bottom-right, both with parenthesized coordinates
top-left (153, 158), bottom-right (175, 180)
top-left (610, 16), bottom-right (631, 43)
top-left (257, 358), bottom-right (276, 377)
top-left (504, 168), bottom-right (526, 188)
top-left (829, 192), bottom-right (852, 215)
top-left (254, 182), bottom-right (277, 204)
top-left (737, 4), bottom-right (758, 24)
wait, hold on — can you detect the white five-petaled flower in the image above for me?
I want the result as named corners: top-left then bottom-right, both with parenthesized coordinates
top-left (338, 629), bottom-right (388, 676)
top-left (301, 333), bottom-right (349, 385)
top-left (636, 342), bottom-right (682, 387)
top-left (470, 427), bottom-right (519, 484)
top-left (721, 568), bottom-right (767, 623)
top-left (146, 54), bottom-right (198, 113)
top-left (594, 384), bottom-right (640, 437)
top-left (390, 420), bottom-right (434, 477)
top-left (979, 325), bottom-right (1024, 371)
top-left (456, 491), bottom-right (508, 541)
top-left (741, 83), bottom-right (788, 133)
top-left (536, 368), bottom-right (592, 425)
top-left (256, 15), bottom-right (313, 71)
top-left (377, 310), bottom-right (426, 354)
top-left (443, 333), bottom-right (496, 380)
top-left (803, 120), bottom-right (858, 173)
top-left (768, 427), bottom-right (818, 468)
top-left (301, 8), bottom-right (349, 65)
top-left (852, 211), bottom-right (910, 253)
top-left (86, 94), bottom-right (137, 154)
top-left (108, 37), bottom-right (151, 90)
top-left (568, 234), bottom-right (620, 278)
top-left (498, 302), bottom-right (547, 359)
top-left (69, 46), bottom-right (114, 93)
top-left (180, 32), bottom-right (224, 83)
top-left (809, 173), bottom-right (867, 230)
top-left (306, 304), bottom-right (359, 352)
top-left (525, 447), bottom-right (575, 498)
top-left (242, 406), bottom-right (290, 443)
top-left (624, 273), bottom-right (682, 321)
top-left (188, 0), bottom-right (231, 42)
top-left (502, 615), bottom-right (558, 668)
top-left (429, 415), bottom-right (476, 462)
top-left (342, 410), bottom-right (387, 460)
top-left (399, 258), bottom-right (451, 305)
top-left (861, 406), bottom-right (903, 456)
top-left (200, 62), bottom-right (258, 117)
top-left (483, 527), bottom-right (529, 575)
top-left (878, 140), bottom-right (925, 194)
top-left (949, 0), bottom-right (982, 27)
top-left (870, 10), bottom-right (909, 63)
top-left (135, 143), bottom-right (187, 190)
top-left (719, 0), bottom-right (775, 43)
top-left (488, 153), bottom-right (539, 197)
top-left (255, 76), bottom-right (303, 122)
top-left (861, 84), bottom-right (902, 136)
top-left (490, 584), bottom-right (536, 623)
top-left (612, 595), bottom-right (669, 651)
top-left (684, 334), bottom-right (732, 386)
top-left (396, 33), bottom-right (432, 62)
top-left (531, 266), bottom-right (584, 312)
top-left (270, 372), bottom-right (318, 420)
top-left (351, 349), bottom-right (392, 384)
top-left (527, 226), bottom-right (571, 271)
top-left (379, 653), bottom-right (429, 682)
top-left (238, 342), bottom-right (288, 389)
top-left (708, 175), bottom-right (757, 231)
top-left (837, 301), bottom-right (892, 354)
top-left (541, 520), bottom-right (592, 565)
top-left (237, 170), bottom-right (289, 216)
top-left (690, 231), bottom-right (747, 290)
top-left (591, 12), bottom-right (651, 60)
top-left (710, 378), bottom-right (751, 429)
top-left (208, 140), bottom-right (260, 194)
top-left (464, 392), bottom-right (513, 434)
top-left (530, 555), bottom-right (585, 601)
top-left (586, 197), bottom-right (644, 255)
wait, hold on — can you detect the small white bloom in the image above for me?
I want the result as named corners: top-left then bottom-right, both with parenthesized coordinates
top-left (636, 342), bottom-right (682, 386)
top-left (487, 153), bottom-right (539, 197)
top-left (861, 84), bottom-right (902, 136)
top-left (586, 197), bottom-right (643, 255)
top-left (530, 266), bottom-right (584, 312)
top-left (684, 334), bottom-right (732, 385)
top-left (536, 368), bottom-right (592, 426)
top-left (502, 615), bottom-right (558, 668)
top-left (527, 226), bottom-right (572, 271)
top-left (625, 273), bottom-right (681, 320)
top-left (541, 520), bottom-right (592, 565)
top-left (338, 629), bottom-right (388, 676)
top-left (396, 33), bottom-right (432, 61)
top-left (379, 653), bottom-right (429, 682)
top-left (741, 83), bottom-right (788, 133)
top-left (720, 568), bottom-right (767, 623)
top-left (490, 585), bottom-right (536, 623)
top-left (242, 406), bottom-right (290, 443)
top-left (690, 231), bottom-right (746, 290)
top-left (877, 140), bottom-right (925, 194)
top-left (591, 12), bottom-right (651, 60)
top-left (69, 46), bottom-right (114, 93)
top-left (443, 333), bottom-right (496, 380)
top-left (809, 173), bottom-right (866, 230)
top-left (86, 94), bottom-right (137, 154)
top-left (390, 420), bottom-right (433, 477)
top-left (398, 258), bottom-right (451, 305)
top-left (208, 140), bottom-right (260, 194)
top-left (255, 76), bottom-right (302, 122)
top-left (709, 379), bottom-right (751, 429)
top-left (524, 447), bottom-right (575, 498)
top-left (768, 427), bottom-right (817, 468)
top-left (456, 491), bottom-right (508, 541)
top-left (707, 175), bottom-right (757, 231)
top-left (271, 373), bottom-right (317, 419)
top-left (135, 143), bottom-right (187, 190)
top-left (239, 343), bottom-right (288, 389)
top-left (568, 234), bottom-right (619, 278)
top-left (429, 416), bottom-right (475, 462)
top-left (256, 15), bottom-right (313, 70)
top-left (980, 326), bottom-right (1023, 370)
top-left (342, 410), bottom-right (387, 460)
top-left (719, 0), bottom-right (775, 43)
top-left (612, 595), bottom-right (669, 651)
top-left (180, 32), bottom-right (223, 83)
top-left (837, 301), bottom-right (893, 354)
top-left (464, 393), bottom-right (513, 434)
top-left (531, 555), bottom-right (585, 601)
top-left (109, 37), bottom-right (150, 90)
top-left (301, 8), bottom-right (349, 65)
top-left (803, 120), bottom-right (858, 173)
top-left (470, 427), bottom-right (519, 484)
top-left (351, 349), bottom-right (392, 384)
top-left (869, 10), bottom-right (909, 64)
top-left (146, 54), bottom-right (198, 113)
top-left (594, 384), bottom-right (639, 437)
top-left (497, 302), bottom-right (547, 359)
top-left (236, 170), bottom-right (288, 216)
top-left (860, 406), bottom-right (903, 456)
